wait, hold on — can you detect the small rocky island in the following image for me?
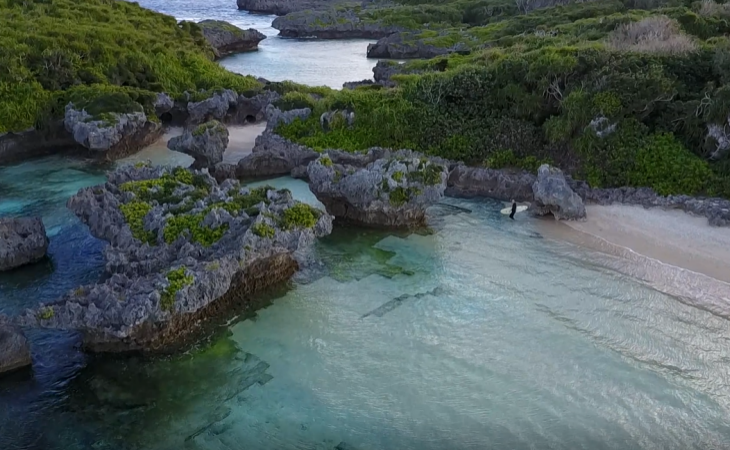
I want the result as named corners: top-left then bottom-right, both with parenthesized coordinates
top-left (17, 165), bottom-right (333, 352)
top-left (197, 19), bottom-right (267, 59)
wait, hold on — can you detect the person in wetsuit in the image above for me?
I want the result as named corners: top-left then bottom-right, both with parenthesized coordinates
top-left (509, 199), bottom-right (517, 220)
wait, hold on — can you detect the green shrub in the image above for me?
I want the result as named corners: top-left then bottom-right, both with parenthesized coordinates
top-left (252, 222), bottom-right (276, 238)
top-left (160, 267), bottom-right (194, 311)
top-left (282, 203), bottom-right (319, 229)
top-left (0, 0), bottom-right (261, 132)
top-left (628, 132), bottom-right (713, 195)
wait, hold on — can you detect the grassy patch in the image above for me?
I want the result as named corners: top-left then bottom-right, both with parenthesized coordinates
top-left (160, 267), bottom-right (194, 311)
top-left (0, 0), bottom-right (261, 132)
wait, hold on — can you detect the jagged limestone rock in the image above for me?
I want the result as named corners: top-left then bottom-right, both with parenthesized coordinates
top-left (306, 150), bottom-right (448, 228)
top-left (168, 120), bottom-right (230, 169)
top-left (197, 20), bottom-right (266, 58)
top-left (531, 164), bottom-right (586, 220)
top-left (63, 103), bottom-right (162, 159)
top-left (17, 165), bottom-right (333, 352)
top-left (0, 217), bottom-right (49, 272)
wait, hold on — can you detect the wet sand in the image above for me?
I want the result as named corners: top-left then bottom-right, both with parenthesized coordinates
top-left (537, 204), bottom-right (730, 317)
top-left (118, 123), bottom-right (266, 167)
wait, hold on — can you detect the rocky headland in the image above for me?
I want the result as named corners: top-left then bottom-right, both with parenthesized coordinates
top-left (197, 20), bottom-right (266, 59)
top-left (272, 7), bottom-right (402, 39)
top-left (367, 31), bottom-right (470, 59)
top-left (16, 165), bottom-right (333, 352)
top-left (237, 0), bottom-right (350, 15)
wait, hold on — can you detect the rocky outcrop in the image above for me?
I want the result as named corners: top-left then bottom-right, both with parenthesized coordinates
top-left (446, 165), bottom-right (535, 202)
top-left (154, 93), bottom-right (174, 117)
top-left (237, 0), bottom-right (347, 15)
top-left (168, 120), bottom-right (230, 169)
top-left (342, 79), bottom-right (379, 90)
top-left (231, 90), bottom-right (281, 124)
top-left (234, 107), bottom-right (319, 179)
top-left (272, 8), bottom-right (402, 39)
top-left (570, 181), bottom-right (730, 227)
top-left (18, 165), bottom-right (333, 352)
top-left (0, 122), bottom-right (80, 166)
top-left (186, 89), bottom-right (239, 125)
top-left (197, 20), bottom-right (266, 59)
top-left (64, 103), bottom-right (162, 160)
top-left (0, 217), bottom-right (49, 272)
top-left (367, 31), bottom-right (470, 59)
top-left (0, 319), bottom-right (31, 376)
top-left (372, 60), bottom-right (421, 88)
top-left (531, 164), bottom-right (586, 220)
top-left (306, 150), bottom-right (448, 228)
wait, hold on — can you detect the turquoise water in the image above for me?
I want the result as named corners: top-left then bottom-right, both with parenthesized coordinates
top-left (2, 1), bottom-right (730, 449)
top-left (3, 174), bottom-right (730, 449)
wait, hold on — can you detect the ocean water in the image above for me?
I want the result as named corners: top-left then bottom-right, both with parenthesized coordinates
top-left (2, 177), bottom-right (730, 450)
top-left (2, 1), bottom-right (730, 449)
top-left (135, 0), bottom-right (378, 88)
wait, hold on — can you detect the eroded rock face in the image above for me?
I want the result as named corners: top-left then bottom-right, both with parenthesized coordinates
top-left (306, 150), bottom-right (448, 228)
top-left (236, 107), bottom-right (319, 179)
top-left (64, 103), bottom-right (162, 159)
top-left (18, 165), bottom-right (333, 352)
top-left (272, 8), bottom-right (402, 39)
top-left (367, 31), bottom-right (470, 59)
top-left (0, 217), bottom-right (49, 272)
top-left (187, 89), bottom-right (239, 125)
top-left (531, 164), bottom-right (586, 220)
top-left (197, 20), bottom-right (266, 58)
top-left (0, 319), bottom-right (31, 376)
top-left (168, 120), bottom-right (230, 169)
top-left (446, 165), bottom-right (535, 202)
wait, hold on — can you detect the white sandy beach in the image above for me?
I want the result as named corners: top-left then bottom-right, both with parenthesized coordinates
top-left (538, 204), bottom-right (730, 317)
top-left (118, 122), bottom-right (267, 166)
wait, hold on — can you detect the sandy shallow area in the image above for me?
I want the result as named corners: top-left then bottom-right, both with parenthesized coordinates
top-left (537, 204), bottom-right (730, 317)
top-left (118, 122), bottom-right (266, 166)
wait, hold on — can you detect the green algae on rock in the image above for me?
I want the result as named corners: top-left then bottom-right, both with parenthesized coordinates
top-left (17, 165), bottom-right (333, 352)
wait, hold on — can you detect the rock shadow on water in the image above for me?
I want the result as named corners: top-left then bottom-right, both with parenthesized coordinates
top-left (361, 285), bottom-right (447, 319)
top-left (59, 324), bottom-right (276, 450)
top-left (0, 224), bottom-right (105, 314)
top-left (315, 225), bottom-right (418, 282)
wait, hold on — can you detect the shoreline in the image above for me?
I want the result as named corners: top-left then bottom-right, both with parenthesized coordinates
top-left (537, 204), bottom-right (730, 316)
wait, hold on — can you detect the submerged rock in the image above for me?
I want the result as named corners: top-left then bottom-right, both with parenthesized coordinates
top-left (531, 164), bottom-right (586, 220)
top-left (0, 319), bottom-right (31, 376)
top-left (64, 103), bottom-right (162, 159)
top-left (168, 120), bottom-right (230, 169)
top-left (0, 217), bottom-right (49, 272)
top-left (272, 8), bottom-right (401, 39)
top-left (306, 150), bottom-right (448, 228)
top-left (18, 165), bottom-right (333, 352)
top-left (197, 20), bottom-right (266, 58)
top-left (367, 31), bottom-right (470, 59)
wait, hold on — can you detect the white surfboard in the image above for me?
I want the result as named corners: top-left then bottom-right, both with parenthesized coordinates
top-left (500, 205), bottom-right (528, 215)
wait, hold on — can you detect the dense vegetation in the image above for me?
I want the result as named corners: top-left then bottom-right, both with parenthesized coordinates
top-left (0, 0), bottom-right (260, 133)
top-left (278, 0), bottom-right (730, 197)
